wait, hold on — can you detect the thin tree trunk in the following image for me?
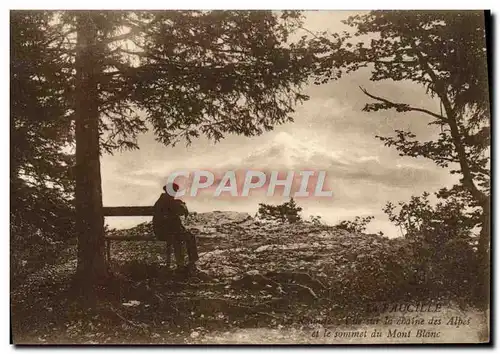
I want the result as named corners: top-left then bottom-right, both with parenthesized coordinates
top-left (446, 113), bottom-right (488, 204)
top-left (445, 111), bottom-right (490, 293)
top-left (411, 41), bottom-right (490, 305)
top-left (421, 58), bottom-right (491, 285)
top-left (477, 197), bottom-right (490, 306)
top-left (74, 12), bottom-right (110, 286)
top-left (479, 198), bottom-right (490, 262)
top-left (412, 40), bottom-right (488, 204)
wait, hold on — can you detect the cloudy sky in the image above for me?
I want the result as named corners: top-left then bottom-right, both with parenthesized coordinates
top-left (101, 11), bottom-right (459, 237)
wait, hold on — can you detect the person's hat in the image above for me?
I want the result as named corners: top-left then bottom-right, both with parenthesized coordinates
top-left (163, 183), bottom-right (179, 193)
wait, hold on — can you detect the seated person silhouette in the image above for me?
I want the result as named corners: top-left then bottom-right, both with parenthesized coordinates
top-left (152, 183), bottom-right (199, 272)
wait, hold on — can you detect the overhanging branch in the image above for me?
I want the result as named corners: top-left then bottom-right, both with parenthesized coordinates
top-left (359, 86), bottom-right (448, 122)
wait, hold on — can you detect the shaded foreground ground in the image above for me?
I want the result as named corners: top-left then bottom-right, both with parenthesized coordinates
top-left (11, 212), bottom-right (488, 344)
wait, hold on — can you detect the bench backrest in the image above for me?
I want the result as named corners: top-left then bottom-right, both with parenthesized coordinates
top-left (103, 206), bottom-right (154, 217)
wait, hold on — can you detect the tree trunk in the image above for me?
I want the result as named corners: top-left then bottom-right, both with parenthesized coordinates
top-left (447, 115), bottom-right (490, 306)
top-left (74, 12), bottom-right (110, 286)
top-left (411, 42), bottom-right (490, 306)
top-left (433, 84), bottom-right (490, 293)
top-left (479, 199), bottom-right (490, 263)
top-left (476, 197), bottom-right (490, 306)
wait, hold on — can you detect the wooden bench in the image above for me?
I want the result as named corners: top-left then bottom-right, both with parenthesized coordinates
top-left (104, 206), bottom-right (160, 261)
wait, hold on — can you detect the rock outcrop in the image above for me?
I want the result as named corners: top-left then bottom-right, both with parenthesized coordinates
top-left (106, 211), bottom-right (406, 296)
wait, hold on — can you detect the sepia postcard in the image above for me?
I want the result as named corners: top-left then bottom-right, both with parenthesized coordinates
top-left (10, 10), bottom-right (491, 344)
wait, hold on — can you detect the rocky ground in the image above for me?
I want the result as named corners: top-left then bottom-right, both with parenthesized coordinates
top-left (10, 211), bottom-right (483, 344)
